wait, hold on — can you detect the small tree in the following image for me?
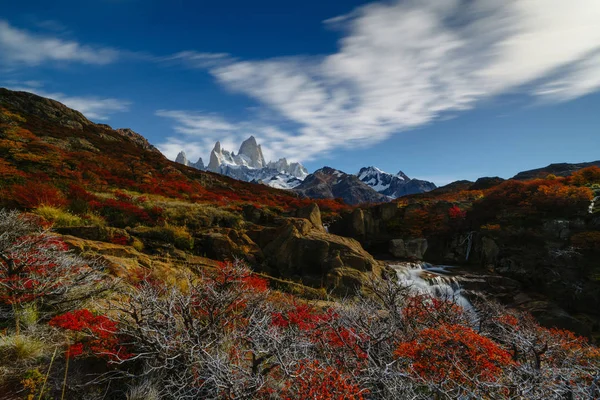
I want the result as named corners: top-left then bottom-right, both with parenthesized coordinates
top-left (0, 209), bottom-right (105, 332)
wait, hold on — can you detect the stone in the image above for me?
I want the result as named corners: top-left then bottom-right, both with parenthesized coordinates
top-left (405, 238), bottom-right (428, 259)
top-left (543, 219), bottom-right (570, 240)
top-left (389, 238), bottom-right (428, 260)
top-left (389, 239), bottom-right (406, 258)
top-left (295, 203), bottom-right (325, 232)
top-left (481, 237), bottom-right (500, 264)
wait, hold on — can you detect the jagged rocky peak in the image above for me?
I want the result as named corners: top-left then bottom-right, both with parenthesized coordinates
top-left (207, 141), bottom-right (235, 172)
top-left (237, 135), bottom-right (266, 169)
top-left (180, 136), bottom-right (308, 189)
top-left (177, 151), bottom-right (205, 170)
top-left (357, 166), bottom-right (436, 198)
top-left (267, 158), bottom-right (309, 179)
top-left (175, 151), bottom-right (188, 165)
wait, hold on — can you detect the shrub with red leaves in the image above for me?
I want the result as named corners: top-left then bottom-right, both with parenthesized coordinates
top-left (10, 182), bottom-right (66, 209)
top-left (394, 324), bottom-right (513, 386)
top-left (49, 309), bottom-right (132, 361)
top-left (280, 359), bottom-right (366, 400)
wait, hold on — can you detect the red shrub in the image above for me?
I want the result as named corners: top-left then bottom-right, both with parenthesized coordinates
top-left (280, 359), bottom-right (366, 400)
top-left (10, 183), bottom-right (66, 208)
top-left (49, 309), bottom-right (131, 361)
top-left (394, 324), bottom-right (513, 386)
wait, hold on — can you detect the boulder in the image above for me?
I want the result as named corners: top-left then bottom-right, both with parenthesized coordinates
top-left (481, 237), bottom-right (500, 265)
top-left (389, 238), bottom-right (428, 260)
top-left (543, 219), bottom-right (570, 240)
top-left (406, 238), bottom-right (428, 259)
top-left (196, 228), bottom-right (263, 263)
top-left (261, 219), bottom-right (383, 291)
top-left (389, 239), bottom-right (406, 258)
top-left (295, 203), bottom-right (325, 232)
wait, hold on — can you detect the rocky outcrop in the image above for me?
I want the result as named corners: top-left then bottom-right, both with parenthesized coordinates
top-left (195, 228), bottom-right (263, 264)
top-left (115, 128), bottom-right (162, 154)
top-left (242, 211), bottom-right (385, 294)
top-left (295, 203), bottom-right (326, 232)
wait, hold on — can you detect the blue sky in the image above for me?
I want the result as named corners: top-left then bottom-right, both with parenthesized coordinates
top-left (1, 0), bottom-right (600, 185)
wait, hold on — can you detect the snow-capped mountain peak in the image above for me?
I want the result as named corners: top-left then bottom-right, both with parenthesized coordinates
top-left (357, 166), bottom-right (436, 198)
top-left (178, 136), bottom-right (308, 190)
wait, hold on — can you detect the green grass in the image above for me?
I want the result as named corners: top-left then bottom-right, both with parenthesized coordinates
top-left (34, 205), bottom-right (83, 227)
top-left (0, 334), bottom-right (45, 362)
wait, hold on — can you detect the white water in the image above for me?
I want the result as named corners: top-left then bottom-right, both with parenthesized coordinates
top-left (590, 196), bottom-right (599, 214)
top-left (390, 262), bottom-right (474, 313)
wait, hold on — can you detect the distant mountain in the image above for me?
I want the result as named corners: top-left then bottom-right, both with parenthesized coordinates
top-left (175, 151), bottom-right (205, 170)
top-left (294, 167), bottom-right (388, 205)
top-left (512, 161), bottom-right (600, 180)
top-left (176, 136), bottom-right (308, 189)
top-left (357, 166), bottom-right (436, 198)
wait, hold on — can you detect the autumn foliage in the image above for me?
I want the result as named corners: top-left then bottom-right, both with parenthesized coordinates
top-left (395, 324), bottom-right (513, 385)
top-left (49, 309), bottom-right (131, 360)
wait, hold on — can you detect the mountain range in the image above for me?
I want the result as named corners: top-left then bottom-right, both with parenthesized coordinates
top-left (176, 138), bottom-right (437, 204)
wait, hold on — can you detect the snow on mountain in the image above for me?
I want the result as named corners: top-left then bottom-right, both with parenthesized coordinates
top-left (357, 166), bottom-right (436, 198)
top-left (177, 136), bottom-right (307, 190)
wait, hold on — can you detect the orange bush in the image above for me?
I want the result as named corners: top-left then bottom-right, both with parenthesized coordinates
top-left (571, 166), bottom-right (600, 186)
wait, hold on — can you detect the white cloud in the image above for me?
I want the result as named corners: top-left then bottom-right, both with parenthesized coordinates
top-left (155, 109), bottom-right (304, 163)
top-left (200, 0), bottom-right (600, 161)
top-left (52, 94), bottom-right (130, 120)
top-left (0, 20), bottom-right (118, 66)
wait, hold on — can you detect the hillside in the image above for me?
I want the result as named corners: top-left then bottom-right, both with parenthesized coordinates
top-left (512, 160), bottom-right (600, 180)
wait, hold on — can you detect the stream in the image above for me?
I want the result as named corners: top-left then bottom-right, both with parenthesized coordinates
top-left (390, 262), bottom-right (476, 316)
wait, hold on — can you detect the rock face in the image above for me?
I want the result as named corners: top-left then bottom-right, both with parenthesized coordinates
top-left (180, 136), bottom-right (308, 190)
top-left (294, 167), bottom-right (388, 205)
top-left (237, 136), bottom-right (266, 169)
top-left (389, 238), bottom-right (428, 259)
top-left (357, 166), bottom-right (436, 198)
top-left (115, 128), bottom-right (162, 154)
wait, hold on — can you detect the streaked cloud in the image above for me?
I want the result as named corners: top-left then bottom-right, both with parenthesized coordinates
top-left (188, 0), bottom-right (600, 162)
top-left (160, 51), bottom-right (234, 69)
top-left (0, 20), bottom-right (119, 66)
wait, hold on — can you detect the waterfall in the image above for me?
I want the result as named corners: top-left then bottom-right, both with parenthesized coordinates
top-left (590, 196), bottom-right (598, 214)
top-left (390, 262), bottom-right (474, 314)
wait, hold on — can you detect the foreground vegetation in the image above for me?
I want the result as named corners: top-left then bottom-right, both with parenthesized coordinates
top-left (0, 210), bottom-right (598, 399)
